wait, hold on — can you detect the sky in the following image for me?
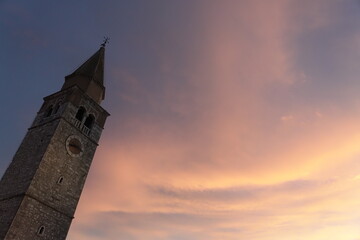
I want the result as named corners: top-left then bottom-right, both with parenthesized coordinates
top-left (2, 0), bottom-right (360, 239)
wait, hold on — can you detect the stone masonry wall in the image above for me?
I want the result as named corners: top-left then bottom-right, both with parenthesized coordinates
top-left (0, 85), bottom-right (108, 240)
top-left (0, 119), bottom-right (59, 239)
top-left (4, 196), bottom-right (71, 240)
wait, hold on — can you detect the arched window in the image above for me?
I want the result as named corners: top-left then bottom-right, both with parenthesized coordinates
top-left (45, 105), bottom-right (53, 117)
top-left (37, 226), bottom-right (45, 235)
top-left (84, 114), bottom-right (95, 129)
top-left (53, 101), bottom-right (62, 114)
top-left (75, 107), bottom-right (86, 121)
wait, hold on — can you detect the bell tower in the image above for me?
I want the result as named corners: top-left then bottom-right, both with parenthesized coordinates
top-left (0, 45), bottom-right (110, 239)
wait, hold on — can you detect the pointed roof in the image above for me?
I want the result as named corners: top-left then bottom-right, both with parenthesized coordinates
top-left (67, 46), bottom-right (105, 85)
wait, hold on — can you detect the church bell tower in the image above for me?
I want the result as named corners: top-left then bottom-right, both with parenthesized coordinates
top-left (0, 44), bottom-right (110, 239)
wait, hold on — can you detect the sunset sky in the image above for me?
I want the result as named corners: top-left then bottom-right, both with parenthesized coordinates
top-left (2, 0), bottom-right (360, 239)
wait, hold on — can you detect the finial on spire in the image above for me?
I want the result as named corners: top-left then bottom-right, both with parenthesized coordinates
top-left (101, 36), bottom-right (110, 47)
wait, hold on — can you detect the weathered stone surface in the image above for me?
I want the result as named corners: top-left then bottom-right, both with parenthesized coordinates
top-left (0, 47), bottom-right (109, 240)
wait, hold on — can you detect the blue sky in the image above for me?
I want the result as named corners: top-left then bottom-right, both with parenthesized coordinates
top-left (2, 1), bottom-right (360, 239)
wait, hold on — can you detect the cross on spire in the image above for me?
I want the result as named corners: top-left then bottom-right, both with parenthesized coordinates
top-left (101, 37), bottom-right (110, 47)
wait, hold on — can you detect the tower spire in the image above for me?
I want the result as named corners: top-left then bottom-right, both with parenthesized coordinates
top-left (0, 46), bottom-right (110, 240)
top-left (67, 47), bottom-right (105, 85)
top-left (62, 46), bottom-right (106, 103)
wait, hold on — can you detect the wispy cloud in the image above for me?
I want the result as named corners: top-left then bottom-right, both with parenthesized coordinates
top-left (8, 0), bottom-right (355, 239)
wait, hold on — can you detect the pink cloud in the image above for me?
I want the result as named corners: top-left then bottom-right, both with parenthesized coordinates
top-left (67, 1), bottom-right (360, 239)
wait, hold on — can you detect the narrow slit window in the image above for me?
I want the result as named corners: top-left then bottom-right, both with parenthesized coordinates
top-left (37, 226), bottom-right (45, 235)
top-left (57, 176), bottom-right (64, 184)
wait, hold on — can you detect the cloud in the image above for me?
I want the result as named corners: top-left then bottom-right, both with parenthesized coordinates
top-left (2, 0), bottom-right (360, 239)
top-left (281, 115), bottom-right (294, 122)
top-left (67, 1), bottom-right (360, 240)
top-left (148, 179), bottom-right (327, 203)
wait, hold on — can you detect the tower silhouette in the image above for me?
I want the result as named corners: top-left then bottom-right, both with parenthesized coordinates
top-left (0, 45), bottom-right (110, 239)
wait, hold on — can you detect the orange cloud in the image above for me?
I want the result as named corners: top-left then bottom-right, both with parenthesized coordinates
top-left (67, 1), bottom-right (360, 239)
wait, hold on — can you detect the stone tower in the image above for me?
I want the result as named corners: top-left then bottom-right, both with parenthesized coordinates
top-left (0, 45), bottom-right (110, 239)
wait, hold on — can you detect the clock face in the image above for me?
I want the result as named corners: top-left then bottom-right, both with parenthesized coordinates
top-left (66, 135), bottom-right (84, 157)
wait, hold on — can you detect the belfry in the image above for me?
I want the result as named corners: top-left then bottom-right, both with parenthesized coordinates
top-left (0, 45), bottom-right (110, 239)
